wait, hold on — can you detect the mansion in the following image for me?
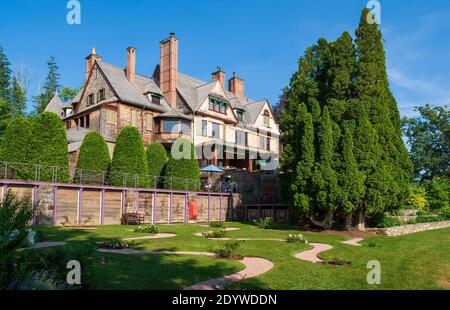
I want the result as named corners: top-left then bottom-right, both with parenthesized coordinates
top-left (45, 33), bottom-right (280, 172)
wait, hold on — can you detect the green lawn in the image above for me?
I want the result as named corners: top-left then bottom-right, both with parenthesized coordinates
top-left (36, 223), bottom-right (450, 290)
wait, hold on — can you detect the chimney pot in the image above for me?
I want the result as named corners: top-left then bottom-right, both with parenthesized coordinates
top-left (228, 74), bottom-right (245, 99)
top-left (212, 67), bottom-right (226, 89)
top-left (85, 48), bottom-right (102, 81)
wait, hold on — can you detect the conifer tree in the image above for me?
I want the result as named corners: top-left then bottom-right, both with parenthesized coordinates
top-left (310, 106), bottom-right (338, 228)
top-left (10, 77), bottom-right (26, 117)
top-left (0, 46), bottom-right (12, 136)
top-left (34, 57), bottom-right (61, 114)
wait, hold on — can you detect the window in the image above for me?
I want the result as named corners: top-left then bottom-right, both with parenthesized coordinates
top-left (220, 101), bottom-right (226, 113)
top-left (180, 120), bottom-right (191, 134)
top-left (260, 135), bottom-right (268, 150)
top-left (236, 110), bottom-right (244, 121)
top-left (201, 120), bottom-right (207, 136)
top-left (209, 97), bottom-right (228, 114)
top-left (211, 122), bottom-right (220, 139)
top-left (151, 94), bottom-right (161, 105)
top-left (87, 94), bottom-right (95, 106)
top-left (235, 130), bottom-right (246, 146)
top-left (163, 120), bottom-right (179, 133)
top-left (146, 114), bottom-right (153, 131)
top-left (106, 109), bottom-right (117, 125)
top-left (263, 110), bottom-right (270, 127)
top-left (131, 110), bottom-right (138, 127)
top-left (97, 89), bottom-right (105, 102)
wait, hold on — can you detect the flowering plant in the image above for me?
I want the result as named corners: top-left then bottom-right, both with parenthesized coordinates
top-left (287, 233), bottom-right (308, 244)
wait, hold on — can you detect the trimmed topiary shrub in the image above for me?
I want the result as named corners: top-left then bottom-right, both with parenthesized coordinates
top-left (108, 126), bottom-right (147, 187)
top-left (0, 117), bottom-right (34, 179)
top-left (163, 138), bottom-right (200, 191)
top-left (73, 132), bottom-right (110, 184)
top-left (31, 112), bottom-right (69, 183)
top-left (146, 142), bottom-right (168, 186)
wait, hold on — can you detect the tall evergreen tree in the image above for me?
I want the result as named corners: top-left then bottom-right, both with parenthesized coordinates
top-left (0, 46), bottom-right (12, 137)
top-left (10, 77), bottom-right (26, 117)
top-left (338, 122), bottom-right (365, 229)
top-left (310, 106), bottom-right (338, 228)
top-left (34, 57), bottom-right (61, 114)
top-left (355, 8), bottom-right (412, 212)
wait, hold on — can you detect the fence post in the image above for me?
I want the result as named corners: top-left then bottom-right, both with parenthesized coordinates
top-left (4, 162), bottom-right (7, 179)
top-left (207, 194), bottom-right (211, 224)
top-left (272, 206), bottom-right (276, 223)
top-left (121, 190), bottom-right (126, 217)
top-left (219, 194), bottom-right (222, 222)
top-left (169, 192), bottom-right (173, 224)
top-left (78, 188), bottom-right (83, 225)
top-left (184, 193), bottom-right (188, 224)
top-left (100, 189), bottom-right (105, 225)
top-left (53, 186), bottom-right (58, 226)
top-left (152, 192), bottom-right (156, 224)
top-left (2, 185), bottom-right (7, 202)
top-left (35, 164), bottom-right (38, 182)
top-left (32, 186), bottom-right (38, 226)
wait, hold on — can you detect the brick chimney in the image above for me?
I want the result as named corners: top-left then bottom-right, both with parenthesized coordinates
top-left (212, 66), bottom-right (225, 88)
top-left (160, 33), bottom-right (178, 109)
top-left (126, 47), bottom-right (136, 83)
top-left (85, 47), bottom-right (102, 81)
top-left (228, 72), bottom-right (245, 99)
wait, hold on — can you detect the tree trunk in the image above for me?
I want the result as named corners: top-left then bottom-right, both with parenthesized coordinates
top-left (355, 206), bottom-right (366, 231)
top-left (344, 212), bottom-right (353, 231)
top-left (310, 209), bottom-right (334, 229)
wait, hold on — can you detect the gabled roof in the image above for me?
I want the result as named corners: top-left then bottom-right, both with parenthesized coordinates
top-left (96, 61), bottom-right (169, 113)
top-left (45, 94), bottom-right (64, 118)
top-left (245, 99), bottom-right (268, 124)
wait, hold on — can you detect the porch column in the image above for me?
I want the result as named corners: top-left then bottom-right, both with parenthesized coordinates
top-left (248, 159), bottom-right (253, 172)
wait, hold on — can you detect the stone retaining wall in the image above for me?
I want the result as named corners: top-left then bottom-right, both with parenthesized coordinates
top-left (369, 221), bottom-right (450, 236)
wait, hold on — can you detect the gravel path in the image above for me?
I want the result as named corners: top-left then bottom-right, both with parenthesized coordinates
top-left (97, 248), bottom-right (273, 290)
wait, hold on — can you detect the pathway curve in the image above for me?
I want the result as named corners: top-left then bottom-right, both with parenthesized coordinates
top-left (97, 248), bottom-right (273, 290)
top-left (341, 237), bottom-right (363, 246)
top-left (194, 232), bottom-right (285, 242)
top-left (295, 243), bottom-right (333, 263)
top-left (122, 233), bottom-right (177, 241)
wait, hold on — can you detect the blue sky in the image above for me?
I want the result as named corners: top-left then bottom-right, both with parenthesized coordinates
top-left (0, 0), bottom-right (449, 117)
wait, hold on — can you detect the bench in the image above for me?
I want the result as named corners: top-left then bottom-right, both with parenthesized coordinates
top-left (121, 213), bottom-right (145, 225)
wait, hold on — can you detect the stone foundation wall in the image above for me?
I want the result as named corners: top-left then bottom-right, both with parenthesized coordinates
top-left (369, 221), bottom-right (450, 236)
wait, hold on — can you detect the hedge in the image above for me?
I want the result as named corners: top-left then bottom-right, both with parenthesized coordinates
top-left (31, 112), bottom-right (70, 182)
top-left (163, 138), bottom-right (200, 191)
top-left (73, 132), bottom-right (111, 184)
top-left (0, 117), bottom-right (34, 179)
top-left (109, 126), bottom-right (147, 187)
top-left (146, 142), bottom-right (168, 178)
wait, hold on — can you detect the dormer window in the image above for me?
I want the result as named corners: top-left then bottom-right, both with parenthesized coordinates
top-left (235, 109), bottom-right (244, 121)
top-left (209, 96), bottom-right (228, 114)
top-left (147, 93), bottom-right (162, 105)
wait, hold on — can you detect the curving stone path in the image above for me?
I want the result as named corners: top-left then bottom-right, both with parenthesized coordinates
top-left (97, 248), bottom-right (273, 290)
top-left (122, 233), bottom-right (177, 241)
top-left (295, 243), bottom-right (333, 263)
top-left (194, 232), bottom-right (285, 241)
top-left (184, 257), bottom-right (273, 290)
top-left (341, 237), bottom-right (363, 246)
top-left (23, 241), bottom-right (66, 249)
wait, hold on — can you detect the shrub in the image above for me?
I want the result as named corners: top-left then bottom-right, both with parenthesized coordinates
top-left (202, 230), bottom-right (227, 239)
top-left (404, 184), bottom-right (428, 210)
top-left (212, 239), bottom-right (244, 259)
top-left (11, 244), bottom-right (95, 290)
top-left (416, 210), bottom-right (432, 216)
top-left (253, 217), bottom-right (272, 229)
top-left (366, 240), bottom-right (380, 248)
top-left (31, 112), bottom-right (69, 182)
top-left (287, 233), bottom-right (308, 244)
top-left (109, 127), bottom-right (148, 187)
top-left (416, 215), bottom-right (448, 223)
top-left (209, 221), bottom-right (224, 228)
top-left (376, 216), bottom-right (402, 228)
top-left (163, 138), bottom-right (200, 191)
top-left (73, 132), bottom-right (110, 184)
top-left (146, 142), bottom-right (168, 178)
top-left (96, 239), bottom-right (133, 249)
top-left (423, 177), bottom-right (449, 211)
top-left (0, 117), bottom-right (34, 179)
top-left (133, 225), bottom-right (159, 234)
